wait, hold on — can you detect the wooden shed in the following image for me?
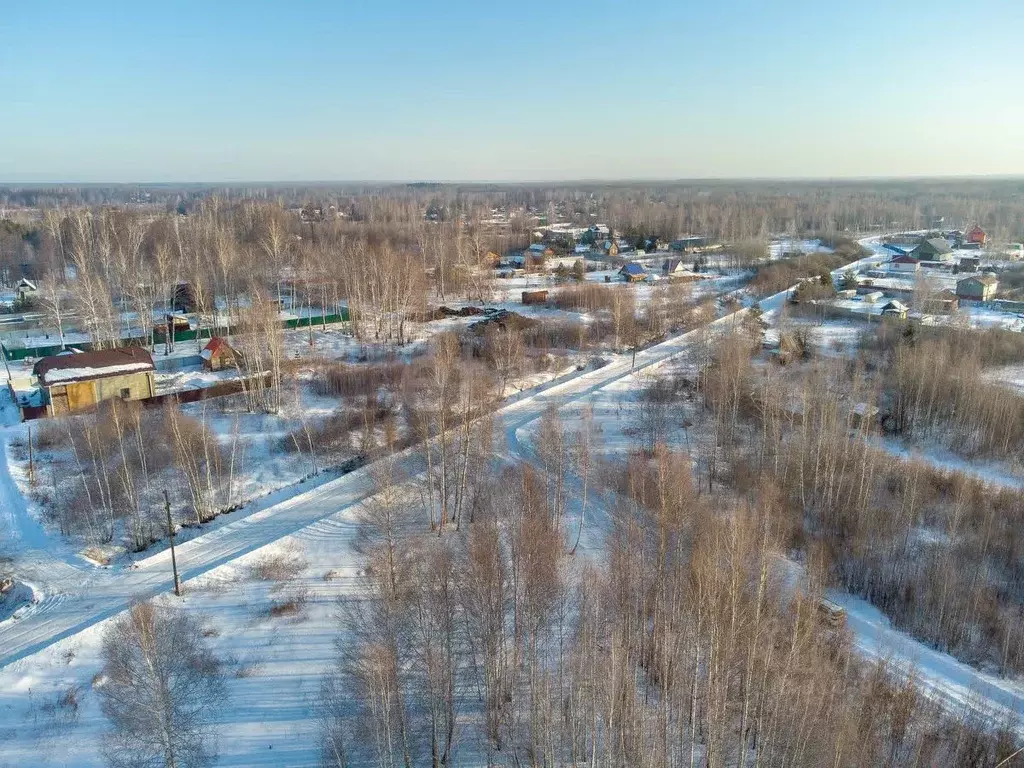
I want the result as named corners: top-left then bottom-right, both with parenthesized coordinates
top-left (521, 290), bottom-right (549, 306)
top-left (33, 348), bottom-right (156, 416)
top-left (200, 337), bottom-right (240, 371)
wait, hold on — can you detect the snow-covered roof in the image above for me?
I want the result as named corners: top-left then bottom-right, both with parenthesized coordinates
top-left (958, 274), bottom-right (998, 286)
top-left (33, 347), bottom-right (154, 385)
top-left (39, 362), bottom-right (153, 384)
top-left (913, 238), bottom-right (953, 255)
top-left (620, 262), bottom-right (647, 276)
top-left (201, 336), bottom-right (235, 361)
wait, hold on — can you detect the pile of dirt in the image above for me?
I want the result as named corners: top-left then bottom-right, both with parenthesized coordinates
top-left (414, 305), bottom-right (488, 322)
top-left (468, 309), bottom-right (538, 335)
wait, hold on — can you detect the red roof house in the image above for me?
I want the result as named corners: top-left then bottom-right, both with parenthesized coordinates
top-left (966, 225), bottom-right (987, 246)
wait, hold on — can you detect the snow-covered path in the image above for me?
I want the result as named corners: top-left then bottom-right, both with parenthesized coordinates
top-left (834, 592), bottom-right (1024, 725)
top-left (0, 304), bottom-right (755, 669)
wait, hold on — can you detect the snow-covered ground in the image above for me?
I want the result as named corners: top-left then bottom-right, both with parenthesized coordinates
top-left (985, 364), bottom-right (1024, 394)
top-left (834, 592), bottom-right (1024, 727)
top-left (768, 237), bottom-right (834, 259)
top-left (4, 235), bottom-right (1024, 764)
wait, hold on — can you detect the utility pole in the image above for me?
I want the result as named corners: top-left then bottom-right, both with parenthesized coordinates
top-left (27, 424), bottom-right (34, 486)
top-left (163, 489), bottom-right (181, 596)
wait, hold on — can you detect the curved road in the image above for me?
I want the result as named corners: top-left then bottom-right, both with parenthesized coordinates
top-left (0, 237), bottom-right (886, 670)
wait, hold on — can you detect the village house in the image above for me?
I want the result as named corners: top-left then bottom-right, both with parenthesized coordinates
top-left (889, 254), bottom-right (921, 272)
top-left (966, 225), bottom-right (987, 246)
top-left (200, 337), bottom-right (240, 371)
top-left (956, 274), bottom-right (998, 301)
top-left (910, 237), bottom-right (954, 263)
top-left (15, 278), bottom-right (37, 302)
top-left (881, 300), bottom-right (908, 319)
top-left (619, 262), bottom-right (648, 282)
top-left (662, 258), bottom-right (688, 277)
top-left (32, 347), bottom-right (156, 416)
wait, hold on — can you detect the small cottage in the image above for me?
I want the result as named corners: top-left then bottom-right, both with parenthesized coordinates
top-left (956, 274), bottom-right (998, 301)
top-left (33, 347), bottom-right (156, 416)
top-left (889, 254), bottom-right (921, 272)
top-left (201, 337), bottom-right (240, 371)
top-left (881, 300), bottom-right (908, 319)
top-left (956, 256), bottom-right (980, 273)
top-left (15, 278), bottom-right (38, 302)
top-left (669, 236), bottom-right (709, 252)
top-left (619, 262), bottom-right (648, 282)
top-left (966, 225), bottom-right (987, 246)
top-left (662, 258), bottom-right (687, 277)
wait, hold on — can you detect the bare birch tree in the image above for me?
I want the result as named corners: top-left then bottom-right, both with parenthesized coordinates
top-left (98, 602), bottom-right (224, 768)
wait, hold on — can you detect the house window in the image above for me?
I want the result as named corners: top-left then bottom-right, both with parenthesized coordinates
top-left (120, 388), bottom-right (131, 399)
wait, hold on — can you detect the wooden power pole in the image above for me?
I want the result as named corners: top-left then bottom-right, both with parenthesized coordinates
top-left (27, 424), bottom-right (34, 486)
top-left (163, 489), bottom-right (181, 596)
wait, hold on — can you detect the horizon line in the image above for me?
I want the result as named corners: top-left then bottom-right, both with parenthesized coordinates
top-left (2, 173), bottom-right (1024, 188)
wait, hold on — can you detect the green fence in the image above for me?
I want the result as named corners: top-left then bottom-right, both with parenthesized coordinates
top-left (3, 310), bottom-right (349, 362)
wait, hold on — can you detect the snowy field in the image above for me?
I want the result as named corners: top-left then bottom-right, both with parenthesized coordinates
top-left (4, 235), bottom-right (1024, 764)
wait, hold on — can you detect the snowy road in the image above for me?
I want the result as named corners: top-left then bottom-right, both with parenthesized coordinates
top-left (835, 592), bottom-right (1024, 726)
top-left (0, 303), bottom-right (754, 669)
top-left (0, 237), bottom-right (882, 669)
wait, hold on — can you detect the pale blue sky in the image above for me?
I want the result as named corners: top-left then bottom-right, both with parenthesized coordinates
top-left (2, 1), bottom-right (1022, 181)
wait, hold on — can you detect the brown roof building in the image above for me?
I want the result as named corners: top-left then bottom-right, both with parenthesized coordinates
top-left (33, 348), bottom-right (156, 415)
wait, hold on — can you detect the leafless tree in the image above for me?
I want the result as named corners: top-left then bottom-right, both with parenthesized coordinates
top-left (36, 275), bottom-right (70, 350)
top-left (98, 602), bottom-right (224, 768)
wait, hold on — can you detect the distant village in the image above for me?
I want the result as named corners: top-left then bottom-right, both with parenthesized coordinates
top-left (788, 225), bottom-right (1024, 327)
top-left (4, 202), bottom-right (1024, 427)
